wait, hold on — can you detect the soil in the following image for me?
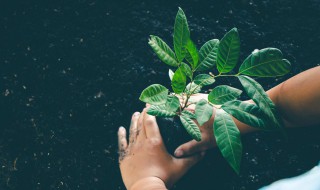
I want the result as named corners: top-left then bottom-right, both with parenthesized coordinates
top-left (1, 0), bottom-right (320, 190)
top-left (157, 117), bottom-right (191, 155)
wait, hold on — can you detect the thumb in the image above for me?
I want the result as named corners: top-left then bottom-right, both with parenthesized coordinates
top-left (174, 140), bottom-right (206, 157)
top-left (175, 151), bottom-right (206, 172)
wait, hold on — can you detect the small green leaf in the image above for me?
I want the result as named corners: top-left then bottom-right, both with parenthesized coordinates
top-left (180, 114), bottom-right (201, 141)
top-left (148, 35), bottom-right (179, 67)
top-left (185, 39), bottom-right (199, 69)
top-left (238, 48), bottom-right (291, 77)
top-left (165, 95), bottom-right (180, 113)
top-left (238, 76), bottom-right (281, 130)
top-left (172, 66), bottom-right (187, 94)
top-left (197, 39), bottom-right (220, 71)
top-left (194, 74), bottom-right (215, 86)
top-left (181, 110), bottom-right (196, 119)
top-left (195, 99), bottom-right (213, 126)
top-left (174, 7), bottom-right (190, 62)
top-left (147, 105), bottom-right (176, 117)
top-left (180, 62), bottom-right (192, 80)
top-left (168, 69), bottom-right (174, 81)
top-left (222, 100), bottom-right (266, 129)
top-left (208, 85), bottom-right (242, 104)
top-left (217, 28), bottom-right (240, 73)
top-left (185, 82), bottom-right (201, 94)
top-left (214, 109), bottom-right (242, 174)
top-left (139, 84), bottom-right (168, 105)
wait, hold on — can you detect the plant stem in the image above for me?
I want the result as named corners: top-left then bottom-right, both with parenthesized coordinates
top-left (215, 74), bottom-right (237, 78)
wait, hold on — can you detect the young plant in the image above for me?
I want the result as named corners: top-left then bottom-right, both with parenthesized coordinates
top-left (139, 7), bottom-right (291, 174)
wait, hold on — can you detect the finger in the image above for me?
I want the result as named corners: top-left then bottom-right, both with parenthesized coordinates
top-left (129, 112), bottom-right (140, 143)
top-left (143, 112), bottom-right (161, 139)
top-left (118, 126), bottom-right (128, 161)
top-left (137, 108), bottom-right (147, 140)
top-left (145, 103), bottom-right (151, 108)
top-left (174, 140), bottom-right (207, 157)
top-left (175, 151), bottom-right (206, 172)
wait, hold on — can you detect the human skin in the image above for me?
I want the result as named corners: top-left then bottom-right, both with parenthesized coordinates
top-left (118, 66), bottom-right (320, 189)
top-left (118, 108), bottom-right (205, 190)
top-left (174, 66), bottom-right (320, 157)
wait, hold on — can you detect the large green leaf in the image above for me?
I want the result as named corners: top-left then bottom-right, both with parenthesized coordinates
top-left (172, 66), bottom-right (187, 94)
top-left (208, 85), bottom-right (242, 104)
top-left (222, 100), bottom-right (266, 129)
top-left (194, 74), bottom-right (215, 86)
top-left (174, 7), bottom-right (190, 62)
top-left (216, 28), bottom-right (240, 73)
top-left (185, 82), bottom-right (201, 94)
top-left (197, 39), bottom-right (219, 71)
top-left (148, 35), bottom-right (179, 67)
top-left (185, 39), bottom-right (199, 69)
top-left (147, 95), bottom-right (180, 117)
top-left (139, 84), bottom-right (168, 105)
top-left (180, 114), bottom-right (201, 141)
top-left (180, 62), bottom-right (192, 80)
top-left (214, 109), bottom-right (242, 174)
top-left (238, 76), bottom-right (281, 130)
top-left (181, 110), bottom-right (196, 119)
top-left (165, 95), bottom-right (180, 113)
top-left (147, 105), bottom-right (176, 117)
top-left (195, 99), bottom-right (213, 126)
top-left (238, 48), bottom-right (291, 77)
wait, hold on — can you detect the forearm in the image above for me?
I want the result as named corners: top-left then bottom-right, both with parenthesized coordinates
top-left (130, 177), bottom-right (167, 190)
top-left (233, 66), bottom-right (320, 134)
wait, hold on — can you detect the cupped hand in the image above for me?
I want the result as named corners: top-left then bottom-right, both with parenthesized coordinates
top-left (118, 108), bottom-right (205, 189)
top-left (175, 93), bottom-right (218, 158)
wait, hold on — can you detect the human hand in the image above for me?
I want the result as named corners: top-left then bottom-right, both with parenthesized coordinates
top-left (175, 93), bottom-right (217, 158)
top-left (118, 108), bottom-right (205, 190)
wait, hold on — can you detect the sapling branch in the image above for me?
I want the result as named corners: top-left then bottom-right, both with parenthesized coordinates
top-left (139, 7), bottom-right (291, 174)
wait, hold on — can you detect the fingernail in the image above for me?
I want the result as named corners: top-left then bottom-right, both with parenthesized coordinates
top-left (119, 126), bottom-right (125, 132)
top-left (133, 112), bottom-right (140, 117)
top-left (174, 149), bottom-right (183, 157)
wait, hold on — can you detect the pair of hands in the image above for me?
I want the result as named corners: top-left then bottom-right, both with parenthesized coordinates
top-left (118, 95), bottom-right (216, 189)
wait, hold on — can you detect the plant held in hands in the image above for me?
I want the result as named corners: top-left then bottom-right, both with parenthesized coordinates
top-left (139, 8), bottom-right (291, 174)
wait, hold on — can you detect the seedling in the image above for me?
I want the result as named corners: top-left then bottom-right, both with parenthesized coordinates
top-left (139, 8), bottom-right (291, 174)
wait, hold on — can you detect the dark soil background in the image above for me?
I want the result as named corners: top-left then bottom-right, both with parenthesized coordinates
top-left (1, 0), bottom-right (320, 189)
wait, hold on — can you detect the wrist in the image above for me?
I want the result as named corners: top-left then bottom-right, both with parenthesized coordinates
top-left (130, 177), bottom-right (167, 190)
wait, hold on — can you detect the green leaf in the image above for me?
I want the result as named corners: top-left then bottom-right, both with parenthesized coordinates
top-left (180, 62), bottom-right (192, 80)
top-left (185, 39), bottom-right (199, 69)
top-left (214, 109), bottom-right (242, 174)
top-left (147, 105), bottom-right (176, 117)
top-left (174, 7), bottom-right (190, 62)
top-left (222, 100), bottom-right (266, 129)
top-left (168, 69), bottom-right (174, 81)
top-left (181, 110), bottom-right (196, 119)
top-left (139, 84), bottom-right (168, 105)
top-left (238, 48), bottom-right (291, 77)
top-left (147, 95), bottom-right (180, 117)
top-left (165, 95), bottom-right (180, 113)
top-left (197, 39), bottom-right (220, 71)
top-left (238, 76), bottom-right (281, 130)
top-left (194, 74), bottom-right (215, 86)
top-left (148, 35), bottom-right (179, 67)
top-left (217, 28), bottom-right (240, 73)
top-left (172, 66), bottom-right (187, 94)
top-left (180, 114), bottom-right (201, 141)
top-left (195, 99), bottom-right (213, 126)
top-left (208, 85), bottom-right (242, 104)
top-left (185, 82), bottom-right (201, 94)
